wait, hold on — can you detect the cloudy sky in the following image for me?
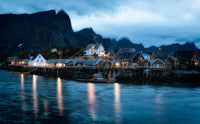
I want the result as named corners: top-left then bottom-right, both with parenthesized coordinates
top-left (1, 0), bottom-right (200, 48)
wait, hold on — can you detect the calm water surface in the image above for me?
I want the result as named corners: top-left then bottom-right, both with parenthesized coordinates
top-left (0, 70), bottom-right (200, 124)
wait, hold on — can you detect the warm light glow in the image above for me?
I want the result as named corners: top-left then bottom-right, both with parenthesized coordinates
top-left (195, 62), bottom-right (199, 65)
top-left (87, 83), bottom-right (96, 121)
top-left (43, 63), bottom-right (47, 67)
top-left (115, 63), bottom-right (120, 67)
top-left (33, 75), bottom-right (38, 117)
top-left (57, 77), bottom-right (63, 116)
top-left (21, 74), bottom-right (24, 90)
top-left (34, 63), bottom-right (37, 66)
top-left (56, 63), bottom-right (65, 67)
top-left (11, 61), bottom-right (15, 65)
top-left (114, 83), bottom-right (121, 124)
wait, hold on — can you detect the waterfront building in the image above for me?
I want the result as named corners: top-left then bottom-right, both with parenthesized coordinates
top-left (28, 54), bottom-right (46, 67)
top-left (46, 59), bottom-right (71, 67)
top-left (84, 43), bottom-right (105, 57)
top-left (141, 58), bottom-right (171, 70)
top-left (173, 50), bottom-right (199, 67)
top-left (66, 58), bottom-right (104, 67)
top-left (9, 58), bottom-right (28, 66)
top-left (104, 60), bottom-right (113, 67)
top-left (141, 59), bottom-right (155, 67)
top-left (132, 52), bottom-right (155, 65)
top-left (166, 56), bottom-right (179, 69)
top-left (151, 58), bottom-right (171, 70)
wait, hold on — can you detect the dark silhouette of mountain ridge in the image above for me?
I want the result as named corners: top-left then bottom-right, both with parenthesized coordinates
top-left (0, 10), bottom-right (198, 61)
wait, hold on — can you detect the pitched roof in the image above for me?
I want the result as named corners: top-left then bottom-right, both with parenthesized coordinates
top-left (117, 52), bottom-right (136, 59)
top-left (142, 59), bottom-right (155, 64)
top-left (67, 58), bottom-right (104, 66)
top-left (155, 54), bottom-right (168, 59)
top-left (173, 50), bottom-right (196, 61)
top-left (84, 58), bottom-right (104, 66)
top-left (166, 56), bottom-right (179, 61)
top-left (132, 53), bottom-right (141, 60)
top-left (117, 48), bottom-right (136, 54)
top-left (142, 51), bottom-right (153, 55)
top-left (152, 58), bottom-right (171, 65)
top-left (30, 53), bottom-right (43, 60)
top-left (47, 59), bottom-right (72, 63)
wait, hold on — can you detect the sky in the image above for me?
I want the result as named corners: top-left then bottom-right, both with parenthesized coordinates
top-left (0, 0), bottom-right (200, 48)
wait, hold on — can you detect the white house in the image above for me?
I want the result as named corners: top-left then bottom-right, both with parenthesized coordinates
top-left (84, 43), bottom-right (105, 56)
top-left (28, 54), bottom-right (47, 67)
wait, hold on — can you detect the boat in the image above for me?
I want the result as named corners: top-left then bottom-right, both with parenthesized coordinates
top-left (75, 79), bottom-right (108, 83)
top-left (12, 72), bottom-right (21, 74)
top-left (23, 72), bottom-right (30, 74)
top-left (12, 72), bottom-right (30, 74)
top-left (75, 73), bottom-right (116, 83)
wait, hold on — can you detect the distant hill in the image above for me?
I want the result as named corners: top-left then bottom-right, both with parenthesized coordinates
top-left (0, 9), bottom-right (198, 61)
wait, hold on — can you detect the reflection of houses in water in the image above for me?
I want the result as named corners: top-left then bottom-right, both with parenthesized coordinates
top-left (87, 83), bottom-right (96, 121)
top-left (57, 77), bottom-right (63, 116)
top-left (114, 83), bottom-right (121, 124)
top-left (33, 75), bottom-right (38, 117)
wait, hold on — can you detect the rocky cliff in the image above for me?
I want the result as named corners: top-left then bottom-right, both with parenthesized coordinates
top-left (0, 10), bottom-right (198, 61)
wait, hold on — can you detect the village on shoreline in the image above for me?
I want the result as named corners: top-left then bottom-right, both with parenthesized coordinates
top-left (1, 43), bottom-right (200, 85)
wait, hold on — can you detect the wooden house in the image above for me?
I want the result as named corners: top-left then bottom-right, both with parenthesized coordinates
top-left (152, 58), bottom-right (171, 70)
top-left (28, 54), bottom-right (46, 67)
top-left (141, 59), bottom-right (154, 67)
top-left (104, 60), bottom-right (113, 67)
top-left (84, 43), bottom-right (105, 57)
top-left (166, 56), bottom-right (179, 68)
top-left (141, 58), bottom-right (171, 70)
top-left (66, 58), bottom-right (104, 67)
top-left (173, 50), bottom-right (199, 67)
top-left (46, 59), bottom-right (71, 67)
top-left (132, 52), bottom-right (155, 65)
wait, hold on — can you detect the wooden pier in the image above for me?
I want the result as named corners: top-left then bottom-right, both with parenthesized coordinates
top-left (2, 65), bottom-right (200, 86)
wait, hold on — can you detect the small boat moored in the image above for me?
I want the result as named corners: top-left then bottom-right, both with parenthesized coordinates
top-left (76, 73), bottom-right (116, 83)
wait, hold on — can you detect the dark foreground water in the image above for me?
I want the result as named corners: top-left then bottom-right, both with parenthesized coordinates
top-left (0, 70), bottom-right (200, 124)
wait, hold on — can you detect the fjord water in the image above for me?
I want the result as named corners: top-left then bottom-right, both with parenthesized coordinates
top-left (0, 70), bottom-right (200, 124)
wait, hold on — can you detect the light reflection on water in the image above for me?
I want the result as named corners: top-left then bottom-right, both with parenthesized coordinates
top-left (20, 73), bottom-right (25, 112)
top-left (1, 70), bottom-right (200, 124)
top-left (57, 77), bottom-right (63, 116)
top-left (87, 83), bottom-right (96, 121)
top-left (33, 75), bottom-right (38, 117)
top-left (114, 83), bottom-right (121, 124)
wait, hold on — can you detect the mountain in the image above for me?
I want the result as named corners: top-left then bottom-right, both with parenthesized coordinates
top-left (0, 10), bottom-right (116, 61)
top-left (146, 42), bottom-right (198, 55)
top-left (74, 28), bottom-right (116, 50)
top-left (0, 9), bottom-right (198, 61)
top-left (116, 38), bottom-right (144, 51)
top-left (0, 10), bottom-right (76, 61)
